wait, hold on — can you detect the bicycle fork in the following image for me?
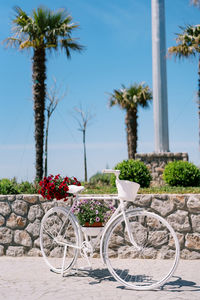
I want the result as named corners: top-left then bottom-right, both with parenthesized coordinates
top-left (121, 205), bottom-right (142, 251)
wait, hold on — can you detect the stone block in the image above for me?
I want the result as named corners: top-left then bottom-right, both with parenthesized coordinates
top-left (28, 204), bottom-right (44, 222)
top-left (12, 200), bottom-right (28, 216)
top-left (180, 249), bottom-right (200, 259)
top-left (14, 230), bottom-right (32, 247)
top-left (191, 214), bottom-right (200, 233)
top-left (26, 219), bottom-right (40, 238)
top-left (169, 232), bottom-right (185, 249)
top-left (133, 195), bottom-right (152, 207)
top-left (185, 233), bottom-right (200, 250)
top-left (33, 237), bottom-right (40, 248)
top-left (23, 195), bottom-right (39, 204)
top-left (6, 213), bottom-right (26, 229)
top-left (6, 246), bottom-right (25, 256)
top-left (41, 202), bottom-right (55, 213)
top-left (148, 231), bottom-right (168, 247)
top-left (0, 214), bottom-right (5, 226)
top-left (187, 196), bottom-right (200, 212)
top-left (38, 195), bottom-right (46, 202)
top-left (170, 195), bottom-right (186, 209)
top-left (0, 196), bottom-right (7, 201)
top-left (0, 202), bottom-right (11, 216)
top-left (7, 196), bottom-right (16, 202)
top-left (27, 248), bottom-right (42, 256)
top-left (0, 227), bottom-right (13, 244)
top-left (167, 210), bottom-right (191, 233)
top-left (0, 245), bottom-right (4, 256)
top-left (151, 198), bottom-right (174, 217)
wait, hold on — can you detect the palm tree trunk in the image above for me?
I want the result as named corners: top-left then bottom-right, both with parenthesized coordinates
top-left (32, 47), bottom-right (46, 181)
top-left (83, 129), bottom-right (87, 182)
top-left (44, 113), bottom-right (50, 178)
top-left (125, 109), bottom-right (138, 159)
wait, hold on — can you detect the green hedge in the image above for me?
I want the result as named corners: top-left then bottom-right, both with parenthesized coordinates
top-left (112, 159), bottom-right (152, 188)
top-left (163, 161), bottom-right (200, 187)
top-left (0, 178), bottom-right (38, 195)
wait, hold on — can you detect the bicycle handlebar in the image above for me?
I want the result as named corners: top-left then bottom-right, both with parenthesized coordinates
top-left (102, 169), bottom-right (120, 179)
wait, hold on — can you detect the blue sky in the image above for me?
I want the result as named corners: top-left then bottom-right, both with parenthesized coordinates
top-left (0, 0), bottom-right (200, 182)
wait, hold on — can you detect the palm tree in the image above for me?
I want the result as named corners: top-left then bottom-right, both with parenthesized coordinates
top-left (168, 25), bottom-right (200, 149)
top-left (190, 0), bottom-right (200, 7)
top-left (109, 83), bottom-right (152, 159)
top-left (4, 6), bottom-right (83, 180)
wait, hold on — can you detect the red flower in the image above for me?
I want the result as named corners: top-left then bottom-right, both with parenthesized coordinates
top-left (38, 174), bottom-right (81, 201)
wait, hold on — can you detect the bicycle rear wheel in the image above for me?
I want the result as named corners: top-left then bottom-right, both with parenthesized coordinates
top-left (102, 209), bottom-right (180, 290)
top-left (40, 206), bottom-right (80, 274)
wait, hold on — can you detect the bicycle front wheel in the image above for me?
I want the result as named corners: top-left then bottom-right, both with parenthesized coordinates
top-left (102, 210), bottom-right (180, 290)
top-left (40, 206), bottom-right (81, 274)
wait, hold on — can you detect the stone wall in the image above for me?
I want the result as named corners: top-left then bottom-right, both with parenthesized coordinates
top-left (135, 152), bottom-right (188, 186)
top-left (0, 193), bottom-right (200, 259)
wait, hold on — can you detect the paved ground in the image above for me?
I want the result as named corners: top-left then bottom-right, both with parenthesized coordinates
top-left (0, 257), bottom-right (199, 300)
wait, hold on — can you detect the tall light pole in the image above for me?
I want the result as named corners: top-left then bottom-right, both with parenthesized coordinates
top-left (151, 0), bottom-right (169, 152)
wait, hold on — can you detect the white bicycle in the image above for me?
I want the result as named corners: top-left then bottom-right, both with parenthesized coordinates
top-left (40, 169), bottom-right (180, 290)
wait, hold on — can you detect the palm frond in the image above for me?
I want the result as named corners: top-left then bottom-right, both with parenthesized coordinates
top-left (4, 6), bottom-right (84, 54)
top-left (108, 83), bottom-right (152, 111)
top-left (168, 24), bottom-right (200, 59)
top-left (190, 0), bottom-right (200, 8)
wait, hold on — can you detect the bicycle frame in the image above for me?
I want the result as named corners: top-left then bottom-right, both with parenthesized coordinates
top-left (54, 191), bottom-right (143, 274)
top-left (53, 170), bottom-right (142, 274)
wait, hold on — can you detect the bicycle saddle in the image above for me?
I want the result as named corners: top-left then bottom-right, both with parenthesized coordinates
top-left (68, 185), bottom-right (85, 194)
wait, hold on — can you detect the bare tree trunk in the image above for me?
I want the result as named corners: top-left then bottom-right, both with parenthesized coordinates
top-left (44, 113), bottom-right (50, 177)
top-left (32, 47), bottom-right (46, 181)
top-left (83, 129), bottom-right (87, 182)
top-left (198, 56), bottom-right (200, 152)
top-left (125, 109), bottom-right (138, 159)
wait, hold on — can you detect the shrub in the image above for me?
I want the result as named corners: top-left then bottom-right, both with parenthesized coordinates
top-left (0, 178), bottom-right (19, 194)
top-left (163, 160), bottom-right (200, 187)
top-left (17, 181), bottom-right (39, 194)
top-left (89, 172), bottom-right (112, 186)
top-left (112, 159), bottom-right (152, 188)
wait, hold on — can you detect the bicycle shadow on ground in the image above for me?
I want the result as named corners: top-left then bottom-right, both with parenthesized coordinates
top-left (161, 276), bottom-right (200, 293)
top-left (65, 268), bottom-right (200, 292)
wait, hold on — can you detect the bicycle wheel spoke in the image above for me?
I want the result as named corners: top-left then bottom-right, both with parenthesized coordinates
top-left (40, 207), bottom-right (80, 274)
top-left (103, 210), bottom-right (179, 290)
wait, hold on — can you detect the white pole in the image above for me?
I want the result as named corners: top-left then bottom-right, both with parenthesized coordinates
top-left (151, 0), bottom-right (169, 152)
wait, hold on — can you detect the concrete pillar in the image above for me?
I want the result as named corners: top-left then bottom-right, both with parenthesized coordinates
top-left (151, 0), bottom-right (169, 152)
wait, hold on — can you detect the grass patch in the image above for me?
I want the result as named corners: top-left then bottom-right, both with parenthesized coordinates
top-left (82, 183), bottom-right (200, 194)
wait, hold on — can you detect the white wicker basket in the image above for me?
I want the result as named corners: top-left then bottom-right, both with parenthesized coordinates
top-left (116, 179), bottom-right (140, 201)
